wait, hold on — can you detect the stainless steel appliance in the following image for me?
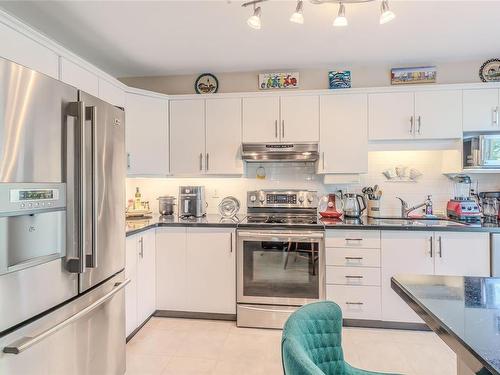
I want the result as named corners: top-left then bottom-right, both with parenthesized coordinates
top-left (492, 233), bottom-right (500, 276)
top-left (342, 193), bottom-right (366, 218)
top-left (242, 143), bottom-right (319, 162)
top-left (478, 191), bottom-right (500, 221)
top-left (463, 134), bottom-right (500, 169)
top-left (179, 186), bottom-right (206, 218)
top-left (157, 195), bottom-right (176, 216)
top-left (0, 57), bottom-right (126, 374)
top-left (237, 190), bottom-right (325, 329)
top-left (446, 175), bottom-right (481, 221)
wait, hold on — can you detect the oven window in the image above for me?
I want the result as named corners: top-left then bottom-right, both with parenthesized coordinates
top-left (242, 240), bottom-right (319, 299)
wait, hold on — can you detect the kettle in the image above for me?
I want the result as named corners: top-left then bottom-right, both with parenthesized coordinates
top-left (318, 193), bottom-right (344, 218)
top-left (342, 193), bottom-right (366, 218)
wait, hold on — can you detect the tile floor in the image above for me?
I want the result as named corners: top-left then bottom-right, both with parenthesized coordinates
top-left (126, 317), bottom-right (457, 375)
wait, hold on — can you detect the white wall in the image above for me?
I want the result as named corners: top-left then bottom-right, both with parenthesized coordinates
top-left (126, 150), bottom-right (500, 217)
top-left (119, 60), bottom-right (484, 95)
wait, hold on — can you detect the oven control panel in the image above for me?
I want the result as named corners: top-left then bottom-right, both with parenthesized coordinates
top-left (247, 190), bottom-right (317, 208)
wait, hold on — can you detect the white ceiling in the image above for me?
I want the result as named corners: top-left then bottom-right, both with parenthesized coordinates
top-left (1, 1), bottom-right (500, 78)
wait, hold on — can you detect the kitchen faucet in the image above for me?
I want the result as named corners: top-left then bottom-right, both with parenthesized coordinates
top-left (396, 197), bottom-right (432, 218)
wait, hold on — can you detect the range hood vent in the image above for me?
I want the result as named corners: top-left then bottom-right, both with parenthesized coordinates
top-left (242, 143), bottom-right (319, 162)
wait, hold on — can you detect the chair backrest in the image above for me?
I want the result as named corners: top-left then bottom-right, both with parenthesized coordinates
top-left (281, 301), bottom-right (347, 375)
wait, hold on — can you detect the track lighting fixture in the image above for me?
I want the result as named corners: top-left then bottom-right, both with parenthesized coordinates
top-left (333, 2), bottom-right (348, 27)
top-left (242, 0), bottom-right (395, 30)
top-left (379, 0), bottom-right (396, 24)
top-left (247, 4), bottom-right (262, 30)
top-left (290, 0), bottom-right (304, 24)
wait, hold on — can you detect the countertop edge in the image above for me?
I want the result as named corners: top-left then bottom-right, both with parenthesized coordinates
top-left (391, 276), bottom-right (498, 375)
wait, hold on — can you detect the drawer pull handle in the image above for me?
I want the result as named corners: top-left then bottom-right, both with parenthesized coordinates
top-left (345, 302), bottom-right (364, 305)
top-left (345, 275), bottom-right (363, 279)
top-left (345, 257), bottom-right (363, 260)
top-left (345, 238), bottom-right (363, 242)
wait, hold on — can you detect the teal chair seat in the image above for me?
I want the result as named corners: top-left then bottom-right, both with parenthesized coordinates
top-left (281, 301), bottom-right (402, 375)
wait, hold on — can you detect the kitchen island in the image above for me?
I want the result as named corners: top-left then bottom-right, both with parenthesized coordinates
top-left (392, 274), bottom-right (500, 375)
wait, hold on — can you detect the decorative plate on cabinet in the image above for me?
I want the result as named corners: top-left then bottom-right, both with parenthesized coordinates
top-left (479, 59), bottom-right (500, 82)
top-left (195, 73), bottom-right (219, 94)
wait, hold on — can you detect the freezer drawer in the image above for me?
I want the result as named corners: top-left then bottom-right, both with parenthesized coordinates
top-left (0, 271), bottom-right (127, 375)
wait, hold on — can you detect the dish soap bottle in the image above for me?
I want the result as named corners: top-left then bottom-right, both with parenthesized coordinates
top-left (425, 195), bottom-right (433, 216)
top-left (134, 187), bottom-right (142, 210)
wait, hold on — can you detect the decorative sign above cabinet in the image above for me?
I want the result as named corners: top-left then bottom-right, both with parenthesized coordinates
top-left (479, 59), bottom-right (500, 82)
top-left (391, 66), bottom-right (437, 85)
top-left (258, 72), bottom-right (299, 90)
top-left (195, 73), bottom-right (219, 94)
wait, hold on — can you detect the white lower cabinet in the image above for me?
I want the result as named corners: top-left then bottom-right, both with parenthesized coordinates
top-left (381, 231), bottom-right (490, 324)
top-left (156, 227), bottom-right (236, 314)
top-left (125, 230), bottom-right (156, 337)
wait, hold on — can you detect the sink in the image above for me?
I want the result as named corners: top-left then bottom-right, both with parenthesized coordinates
top-left (373, 218), bottom-right (468, 227)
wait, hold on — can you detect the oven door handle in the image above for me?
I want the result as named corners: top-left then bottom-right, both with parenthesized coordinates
top-left (237, 231), bottom-right (324, 240)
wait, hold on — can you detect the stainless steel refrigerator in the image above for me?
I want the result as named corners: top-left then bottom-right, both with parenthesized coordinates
top-left (0, 56), bottom-right (127, 374)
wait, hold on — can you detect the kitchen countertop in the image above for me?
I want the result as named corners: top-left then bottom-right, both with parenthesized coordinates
top-left (391, 274), bottom-right (500, 375)
top-left (126, 215), bottom-right (500, 236)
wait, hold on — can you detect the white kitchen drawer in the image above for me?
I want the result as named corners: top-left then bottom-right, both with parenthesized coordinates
top-left (326, 230), bottom-right (380, 249)
top-left (326, 247), bottom-right (380, 267)
top-left (326, 285), bottom-right (381, 320)
top-left (326, 266), bottom-right (381, 286)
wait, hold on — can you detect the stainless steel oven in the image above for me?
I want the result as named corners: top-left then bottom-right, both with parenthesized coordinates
top-left (237, 229), bottom-right (325, 328)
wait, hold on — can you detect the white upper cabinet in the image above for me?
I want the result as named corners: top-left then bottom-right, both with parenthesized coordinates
top-left (60, 57), bottom-right (99, 96)
top-left (414, 90), bottom-right (462, 139)
top-left (242, 97), bottom-right (280, 143)
top-left (125, 93), bottom-right (169, 176)
top-left (463, 89), bottom-right (500, 132)
top-left (319, 94), bottom-right (368, 174)
top-left (369, 90), bottom-right (462, 140)
top-left (98, 78), bottom-right (125, 108)
top-left (205, 98), bottom-right (243, 175)
top-left (433, 232), bottom-right (490, 277)
top-left (0, 22), bottom-right (59, 79)
top-left (368, 92), bottom-right (414, 140)
top-left (280, 95), bottom-right (319, 142)
top-left (170, 99), bottom-right (205, 175)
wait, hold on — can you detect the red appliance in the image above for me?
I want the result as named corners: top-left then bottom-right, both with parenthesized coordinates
top-left (319, 194), bottom-right (343, 218)
top-left (446, 175), bottom-right (481, 221)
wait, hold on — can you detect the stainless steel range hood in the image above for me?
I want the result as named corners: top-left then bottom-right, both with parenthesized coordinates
top-left (242, 143), bottom-right (319, 162)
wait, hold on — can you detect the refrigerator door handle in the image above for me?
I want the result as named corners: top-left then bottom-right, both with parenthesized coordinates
top-left (66, 101), bottom-right (86, 274)
top-left (3, 279), bottom-right (130, 354)
top-left (87, 105), bottom-right (98, 268)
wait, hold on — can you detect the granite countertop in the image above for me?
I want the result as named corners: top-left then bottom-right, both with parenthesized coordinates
top-left (392, 274), bottom-right (500, 375)
top-left (126, 214), bottom-right (500, 236)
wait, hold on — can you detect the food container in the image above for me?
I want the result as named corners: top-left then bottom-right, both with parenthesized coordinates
top-left (367, 199), bottom-right (381, 218)
top-left (157, 196), bottom-right (176, 216)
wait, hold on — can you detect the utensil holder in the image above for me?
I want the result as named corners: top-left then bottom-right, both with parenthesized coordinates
top-left (367, 199), bottom-right (381, 218)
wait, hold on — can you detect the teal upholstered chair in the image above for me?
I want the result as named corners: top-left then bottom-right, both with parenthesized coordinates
top-left (281, 301), bottom-right (401, 375)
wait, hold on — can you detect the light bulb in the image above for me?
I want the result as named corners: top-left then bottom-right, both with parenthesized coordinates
top-left (380, 0), bottom-right (395, 24)
top-left (333, 3), bottom-right (348, 27)
top-left (290, 0), bottom-right (304, 24)
top-left (247, 6), bottom-right (262, 29)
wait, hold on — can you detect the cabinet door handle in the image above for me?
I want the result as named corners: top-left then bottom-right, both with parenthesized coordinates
top-left (230, 232), bottom-right (233, 253)
top-left (345, 302), bottom-right (364, 306)
top-left (282, 120), bottom-right (285, 139)
top-left (345, 256), bottom-right (363, 261)
top-left (139, 237), bottom-right (144, 258)
top-left (417, 116), bottom-right (421, 134)
top-left (127, 153), bottom-right (131, 169)
top-left (322, 152), bottom-right (325, 170)
top-left (275, 120), bottom-right (278, 138)
top-left (409, 116), bottom-right (414, 134)
top-left (494, 107), bottom-right (499, 126)
top-left (345, 238), bottom-right (363, 243)
top-left (429, 236), bottom-right (433, 258)
top-left (199, 153), bottom-right (203, 171)
top-left (437, 236), bottom-right (443, 258)
top-left (206, 153), bottom-right (209, 171)
top-left (345, 275), bottom-right (363, 279)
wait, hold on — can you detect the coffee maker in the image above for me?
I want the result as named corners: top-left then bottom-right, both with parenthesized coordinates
top-left (179, 186), bottom-right (206, 218)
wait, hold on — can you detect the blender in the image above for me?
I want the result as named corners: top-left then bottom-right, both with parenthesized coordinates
top-left (446, 175), bottom-right (481, 221)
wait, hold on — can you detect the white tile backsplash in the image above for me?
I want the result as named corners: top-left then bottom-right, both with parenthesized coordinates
top-left (126, 151), bottom-right (500, 217)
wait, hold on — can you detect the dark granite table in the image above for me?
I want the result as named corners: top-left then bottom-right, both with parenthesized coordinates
top-left (392, 275), bottom-right (500, 375)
